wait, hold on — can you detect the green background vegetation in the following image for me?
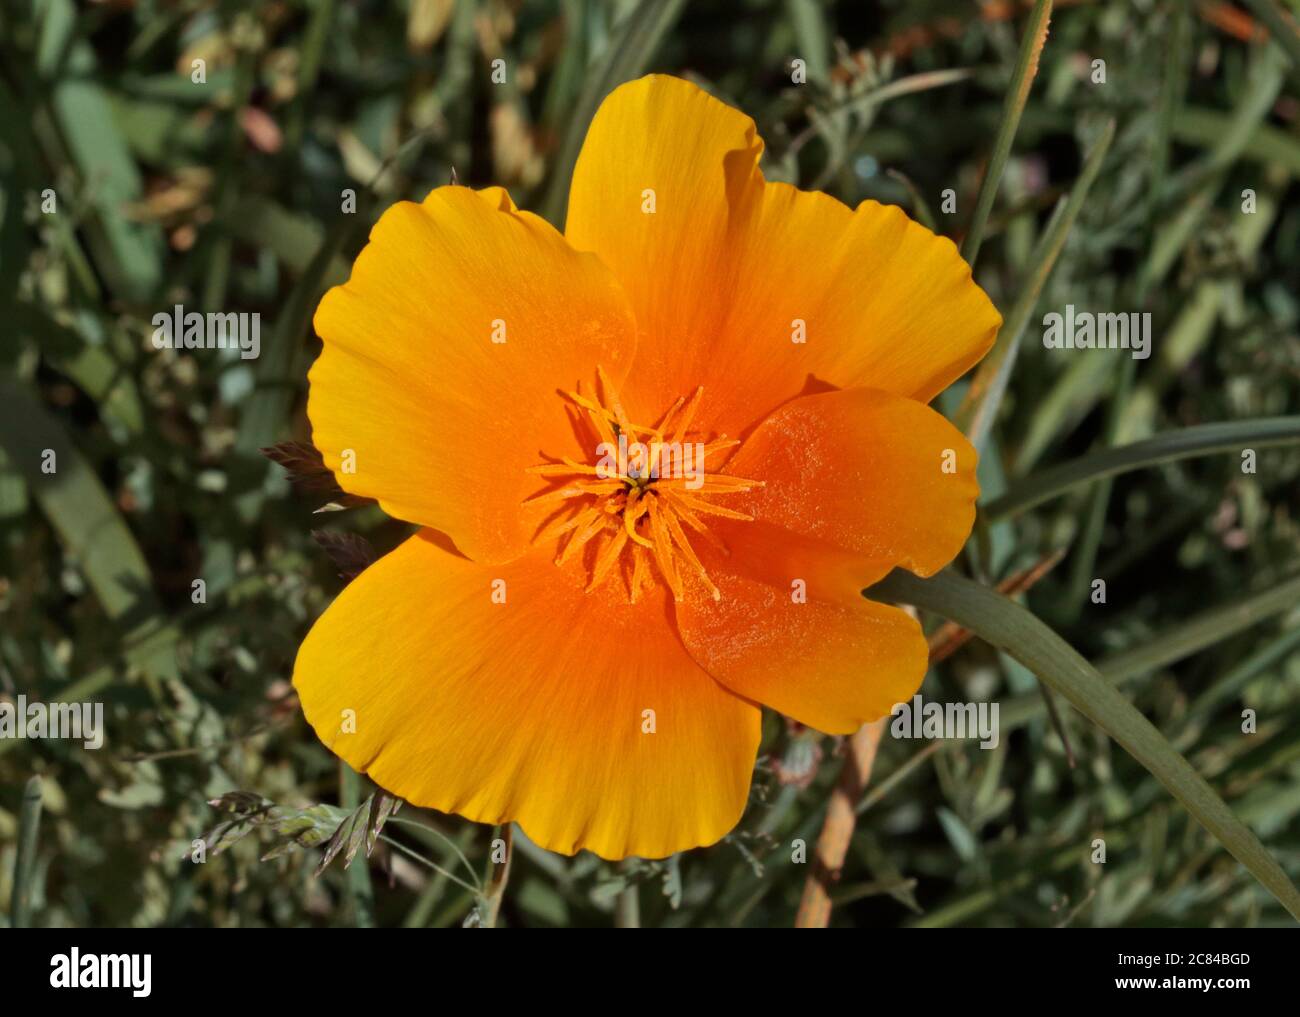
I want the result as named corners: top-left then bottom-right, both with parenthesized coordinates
top-left (2, 0), bottom-right (1300, 928)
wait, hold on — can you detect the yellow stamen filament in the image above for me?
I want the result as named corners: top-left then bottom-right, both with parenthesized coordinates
top-left (596, 365), bottom-right (638, 438)
top-left (645, 494), bottom-right (684, 600)
top-left (524, 370), bottom-right (761, 602)
top-left (587, 527), bottom-right (630, 591)
top-left (668, 386), bottom-right (703, 444)
top-left (630, 546), bottom-right (651, 600)
top-left (623, 489), bottom-right (654, 549)
top-left (668, 494), bottom-right (754, 521)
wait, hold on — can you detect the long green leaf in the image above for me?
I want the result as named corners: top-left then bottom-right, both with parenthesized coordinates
top-left (979, 572), bottom-right (1300, 740)
top-left (984, 416), bottom-right (1300, 521)
top-left (0, 378), bottom-right (178, 683)
top-left (13, 304), bottom-right (146, 434)
top-left (869, 568), bottom-right (1300, 921)
top-left (1178, 623), bottom-right (1300, 740)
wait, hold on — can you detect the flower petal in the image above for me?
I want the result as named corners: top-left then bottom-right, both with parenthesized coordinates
top-left (722, 386), bottom-right (980, 580)
top-left (565, 75), bottom-right (999, 436)
top-left (293, 530), bottom-right (760, 860)
top-left (676, 546), bottom-right (929, 735)
top-left (674, 386), bottom-right (977, 735)
top-left (310, 185), bottom-right (636, 565)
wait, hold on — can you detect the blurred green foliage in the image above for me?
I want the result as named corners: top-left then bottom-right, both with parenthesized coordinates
top-left (2, 0), bottom-right (1300, 927)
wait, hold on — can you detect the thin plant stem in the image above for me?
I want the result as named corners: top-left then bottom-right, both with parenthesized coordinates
top-left (378, 834), bottom-right (481, 897)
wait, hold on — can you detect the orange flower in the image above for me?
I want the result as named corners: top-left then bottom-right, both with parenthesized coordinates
top-left (294, 75), bottom-right (1001, 860)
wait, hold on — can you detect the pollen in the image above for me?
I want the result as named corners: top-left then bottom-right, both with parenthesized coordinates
top-left (524, 366), bottom-right (762, 603)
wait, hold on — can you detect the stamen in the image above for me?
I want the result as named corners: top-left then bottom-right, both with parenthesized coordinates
top-left (663, 492), bottom-right (731, 555)
top-left (654, 476), bottom-right (762, 493)
top-left (526, 458), bottom-right (604, 477)
top-left (525, 369), bottom-right (760, 600)
top-left (669, 494), bottom-right (755, 521)
top-left (623, 489), bottom-right (655, 549)
top-left (662, 506), bottom-right (721, 600)
top-left (668, 386), bottom-right (704, 444)
top-left (556, 510), bottom-right (609, 566)
top-left (595, 365), bottom-right (638, 439)
top-left (586, 527), bottom-right (629, 592)
top-left (522, 479), bottom-right (624, 506)
top-left (645, 495), bottom-right (685, 601)
top-left (534, 504), bottom-right (601, 543)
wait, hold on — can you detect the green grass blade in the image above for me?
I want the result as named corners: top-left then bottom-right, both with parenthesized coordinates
top-left (11, 777), bottom-right (44, 928)
top-left (229, 195), bottom-right (350, 281)
top-left (1178, 623), bottom-right (1300, 741)
top-left (538, 0), bottom-right (687, 227)
top-left (1097, 573), bottom-right (1300, 685)
top-left (1061, 352), bottom-right (1135, 624)
top-left (1172, 108), bottom-right (1300, 175)
top-left (930, 572), bottom-right (1300, 748)
top-left (784, 0), bottom-right (832, 84)
top-left (284, 0), bottom-right (336, 153)
top-left (1163, 43), bottom-right (1286, 204)
top-left (984, 416), bottom-right (1300, 521)
top-left (960, 0), bottom-right (1052, 266)
top-left (869, 568), bottom-right (1300, 921)
top-left (1012, 353), bottom-right (1113, 472)
top-left (1136, 0), bottom-right (1191, 295)
top-left (1241, 0), bottom-right (1300, 73)
top-left (0, 619), bottom-right (187, 760)
top-left (13, 304), bottom-right (146, 434)
top-left (233, 207), bottom-right (356, 458)
top-left (35, 0), bottom-right (163, 302)
top-left (0, 377), bottom-right (152, 621)
top-left (957, 118), bottom-right (1114, 450)
top-left (339, 765), bottom-right (375, 928)
top-left (785, 69), bottom-right (976, 175)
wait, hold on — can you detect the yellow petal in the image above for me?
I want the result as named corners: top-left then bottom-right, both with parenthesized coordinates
top-left (723, 386), bottom-right (980, 581)
top-left (293, 530), bottom-right (761, 860)
top-left (672, 386), bottom-right (978, 734)
top-left (565, 75), bottom-right (1000, 437)
top-left (676, 539), bottom-right (929, 736)
top-left (310, 185), bottom-right (636, 564)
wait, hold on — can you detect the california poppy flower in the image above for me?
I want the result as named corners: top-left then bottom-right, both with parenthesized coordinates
top-left (294, 75), bottom-right (1000, 860)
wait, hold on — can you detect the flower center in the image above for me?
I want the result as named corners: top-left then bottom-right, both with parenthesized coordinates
top-left (524, 367), bottom-right (761, 603)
